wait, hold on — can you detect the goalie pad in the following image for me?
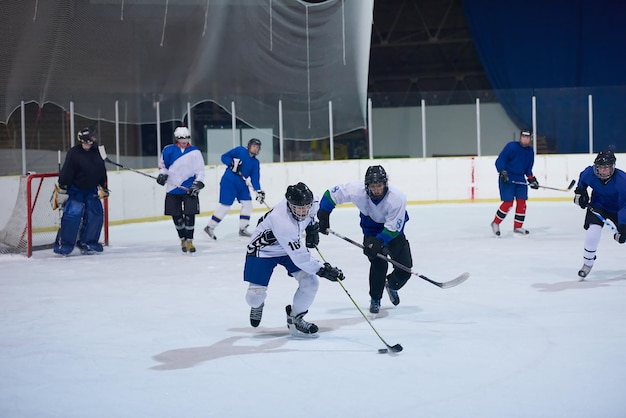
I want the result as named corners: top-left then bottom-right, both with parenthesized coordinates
top-left (50, 184), bottom-right (69, 211)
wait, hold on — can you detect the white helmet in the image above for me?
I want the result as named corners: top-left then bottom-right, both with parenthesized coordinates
top-left (174, 127), bottom-right (191, 144)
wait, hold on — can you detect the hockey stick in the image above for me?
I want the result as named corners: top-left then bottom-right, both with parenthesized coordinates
top-left (589, 208), bottom-right (618, 232)
top-left (328, 229), bottom-right (470, 289)
top-left (98, 145), bottom-right (189, 191)
top-left (239, 173), bottom-right (271, 209)
top-left (511, 179), bottom-right (576, 192)
top-left (315, 246), bottom-right (402, 354)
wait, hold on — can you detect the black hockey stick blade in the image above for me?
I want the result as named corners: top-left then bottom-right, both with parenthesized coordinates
top-left (419, 271), bottom-right (470, 289)
top-left (378, 343), bottom-right (403, 354)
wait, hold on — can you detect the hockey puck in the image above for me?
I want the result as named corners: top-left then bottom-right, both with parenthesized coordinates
top-left (378, 348), bottom-right (388, 354)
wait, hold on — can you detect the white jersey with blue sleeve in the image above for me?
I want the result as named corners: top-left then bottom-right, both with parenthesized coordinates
top-left (246, 198), bottom-right (324, 275)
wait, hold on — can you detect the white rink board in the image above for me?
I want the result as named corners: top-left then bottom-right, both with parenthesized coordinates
top-left (0, 153), bottom-right (614, 226)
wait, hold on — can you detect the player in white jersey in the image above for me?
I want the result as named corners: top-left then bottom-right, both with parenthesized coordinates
top-left (243, 182), bottom-right (345, 337)
top-left (317, 165), bottom-right (413, 314)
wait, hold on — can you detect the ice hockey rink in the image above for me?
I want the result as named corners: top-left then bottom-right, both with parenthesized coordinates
top-left (1, 201), bottom-right (625, 418)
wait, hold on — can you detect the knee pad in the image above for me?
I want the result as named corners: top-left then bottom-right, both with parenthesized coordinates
top-left (246, 284), bottom-right (268, 308)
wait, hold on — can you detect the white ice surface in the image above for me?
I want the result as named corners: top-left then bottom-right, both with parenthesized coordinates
top-left (1, 202), bottom-right (625, 418)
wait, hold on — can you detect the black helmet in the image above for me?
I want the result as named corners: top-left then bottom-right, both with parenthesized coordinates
top-left (364, 165), bottom-right (388, 199)
top-left (594, 150), bottom-right (616, 181)
top-left (77, 126), bottom-right (96, 144)
top-left (248, 138), bottom-right (262, 148)
top-left (285, 182), bottom-right (313, 221)
top-left (364, 165), bottom-right (388, 186)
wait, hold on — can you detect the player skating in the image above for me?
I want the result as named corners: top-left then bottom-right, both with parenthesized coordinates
top-left (490, 129), bottom-right (539, 236)
top-left (204, 138), bottom-right (265, 239)
top-left (573, 150), bottom-right (626, 279)
top-left (317, 165), bottom-right (413, 314)
top-left (243, 182), bottom-right (344, 337)
top-left (156, 127), bottom-right (206, 253)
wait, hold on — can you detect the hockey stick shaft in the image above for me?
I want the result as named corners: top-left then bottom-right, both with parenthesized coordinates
top-left (315, 246), bottom-right (402, 353)
top-left (98, 145), bottom-right (189, 191)
top-left (511, 179), bottom-right (575, 192)
top-left (328, 229), bottom-right (469, 289)
top-left (590, 208), bottom-right (617, 232)
top-left (239, 173), bottom-right (271, 209)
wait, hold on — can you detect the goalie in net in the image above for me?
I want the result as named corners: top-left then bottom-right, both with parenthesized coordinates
top-left (0, 127), bottom-right (110, 257)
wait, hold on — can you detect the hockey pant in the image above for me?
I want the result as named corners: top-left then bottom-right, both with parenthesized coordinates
top-left (367, 234), bottom-right (412, 300)
top-left (54, 192), bottom-right (103, 255)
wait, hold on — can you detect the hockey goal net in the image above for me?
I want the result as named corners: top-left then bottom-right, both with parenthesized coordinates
top-left (0, 173), bottom-right (109, 257)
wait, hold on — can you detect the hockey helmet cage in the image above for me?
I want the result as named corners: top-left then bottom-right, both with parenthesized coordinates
top-left (364, 165), bottom-right (388, 186)
top-left (77, 126), bottom-right (96, 144)
top-left (364, 165), bottom-right (388, 199)
top-left (285, 182), bottom-right (313, 221)
top-left (594, 150), bottom-right (616, 181)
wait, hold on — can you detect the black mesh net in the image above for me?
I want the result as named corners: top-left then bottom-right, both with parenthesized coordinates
top-left (0, 0), bottom-right (373, 140)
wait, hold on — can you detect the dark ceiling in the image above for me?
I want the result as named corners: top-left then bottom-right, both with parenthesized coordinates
top-left (369, 0), bottom-right (493, 106)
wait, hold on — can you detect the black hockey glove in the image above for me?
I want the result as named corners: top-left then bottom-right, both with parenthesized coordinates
top-left (188, 181), bottom-right (204, 197)
top-left (305, 222), bottom-right (320, 248)
top-left (573, 187), bottom-right (589, 209)
top-left (614, 224), bottom-right (626, 244)
top-left (363, 236), bottom-right (385, 259)
top-left (255, 190), bottom-right (266, 204)
top-left (156, 173), bottom-right (168, 186)
top-left (527, 176), bottom-right (539, 189)
top-left (230, 157), bottom-right (242, 174)
top-left (317, 262), bottom-right (344, 282)
top-left (499, 170), bottom-right (509, 184)
top-left (317, 209), bottom-right (330, 235)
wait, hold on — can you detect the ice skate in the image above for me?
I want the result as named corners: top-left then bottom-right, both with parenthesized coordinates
top-left (513, 227), bottom-right (529, 235)
top-left (369, 298), bottom-right (381, 314)
top-left (578, 264), bottom-right (592, 280)
top-left (385, 279), bottom-right (400, 306)
top-left (180, 238), bottom-right (188, 253)
top-left (239, 227), bottom-right (251, 237)
top-left (285, 305), bottom-right (319, 338)
top-left (490, 221), bottom-right (501, 236)
top-left (185, 239), bottom-right (196, 253)
top-left (250, 303), bottom-right (264, 327)
top-left (204, 225), bottom-right (217, 240)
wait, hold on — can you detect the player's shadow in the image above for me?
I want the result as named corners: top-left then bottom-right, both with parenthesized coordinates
top-left (533, 272), bottom-right (626, 292)
top-left (150, 312), bottom-right (390, 371)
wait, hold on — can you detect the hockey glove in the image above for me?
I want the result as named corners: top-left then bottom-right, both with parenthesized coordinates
top-left (499, 170), bottom-right (509, 184)
top-left (573, 187), bottom-right (589, 209)
top-left (98, 186), bottom-right (110, 199)
top-left (156, 173), bottom-right (168, 186)
top-left (305, 222), bottom-right (320, 248)
top-left (50, 184), bottom-right (69, 210)
top-left (363, 236), bottom-right (385, 259)
top-left (614, 224), bottom-right (626, 244)
top-left (188, 181), bottom-right (205, 197)
top-left (527, 176), bottom-right (539, 189)
top-left (255, 190), bottom-right (266, 204)
top-left (230, 157), bottom-right (242, 173)
top-left (317, 262), bottom-right (345, 282)
top-left (317, 209), bottom-right (331, 235)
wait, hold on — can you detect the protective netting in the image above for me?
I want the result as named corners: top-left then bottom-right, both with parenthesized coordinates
top-left (0, 0), bottom-right (373, 140)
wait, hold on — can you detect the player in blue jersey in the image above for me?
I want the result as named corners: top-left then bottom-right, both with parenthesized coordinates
top-left (156, 127), bottom-right (206, 253)
top-left (573, 150), bottom-right (626, 279)
top-left (53, 126), bottom-right (108, 256)
top-left (204, 138), bottom-right (265, 239)
top-left (490, 129), bottom-right (539, 236)
top-left (244, 182), bottom-right (344, 337)
top-left (317, 165), bottom-right (413, 314)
